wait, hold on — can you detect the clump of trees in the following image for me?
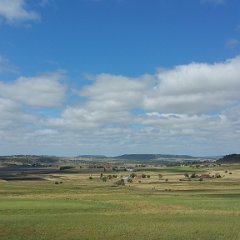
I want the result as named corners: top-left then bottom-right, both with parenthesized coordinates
top-left (215, 173), bottom-right (222, 178)
top-left (99, 174), bottom-right (118, 182)
top-left (130, 173), bottom-right (137, 178)
top-left (55, 181), bottom-right (63, 184)
top-left (59, 166), bottom-right (75, 171)
top-left (190, 172), bottom-right (196, 178)
top-left (217, 154), bottom-right (240, 163)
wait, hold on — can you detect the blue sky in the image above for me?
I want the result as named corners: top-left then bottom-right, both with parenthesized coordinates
top-left (0, 0), bottom-right (240, 156)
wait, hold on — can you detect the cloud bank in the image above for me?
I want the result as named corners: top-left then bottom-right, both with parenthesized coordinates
top-left (1, 56), bottom-right (240, 156)
top-left (0, 0), bottom-right (40, 23)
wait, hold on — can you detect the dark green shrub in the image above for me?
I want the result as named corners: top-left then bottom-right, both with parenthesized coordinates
top-left (102, 176), bottom-right (107, 182)
top-left (215, 173), bottom-right (221, 178)
top-left (158, 174), bottom-right (163, 179)
top-left (184, 173), bottom-right (189, 178)
top-left (127, 178), bottom-right (133, 183)
top-left (59, 166), bottom-right (74, 171)
top-left (115, 179), bottom-right (125, 186)
top-left (130, 173), bottom-right (137, 178)
top-left (191, 172), bottom-right (196, 178)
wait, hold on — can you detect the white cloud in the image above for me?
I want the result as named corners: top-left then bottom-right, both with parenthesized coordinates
top-left (81, 73), bottom-right (151, 110)
top-left (48, 73), bottom-right (151, 130)
top-left (0, 97), bottom-right (38, 134)
top-left (1, 56), bottom-right (240, 156)
top-left (226, 38), bottom-right (240, 49)
top-left (0, 72), bottom-right (66, 107)
top-left (144, 56), bottom-right (240, 113)
top-left (0, 0), bottom-right (40, 23)
top-left (0, 56), bottom-right (17, 73)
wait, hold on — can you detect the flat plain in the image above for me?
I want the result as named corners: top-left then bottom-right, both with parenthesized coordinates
top-left (0, 165), bottom-right (240, 240)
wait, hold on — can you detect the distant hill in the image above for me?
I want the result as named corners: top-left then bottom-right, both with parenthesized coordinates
top-left (114, 154), bottom-right (196, 161)
top-left (77, 155), bottom-right (107, 159)
top-left (0, 155), bottom-right (59, 165)
top-left (217, 154), bottom-right (240, 163)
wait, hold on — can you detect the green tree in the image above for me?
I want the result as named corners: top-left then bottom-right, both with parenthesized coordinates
top-left (115, 179), bottom-right (125, 186)
top-left (102, 176), bottom-right (107, 182)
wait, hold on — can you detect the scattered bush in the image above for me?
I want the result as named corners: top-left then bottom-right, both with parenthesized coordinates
top-left (59, 166), bottom-right (74, 171)
top-left (147, 175), bottom-right (150, 178)
top-left (130, 173), bottom-right (137, 178)
top-left (127, 178), bottom-right (133, 183)
top-left (142, 174), bottom-right (146, 178)
top-left (215, 173), bottom-right (221, 178)
top-left (190, 172), bottom-right (196, 178)
top-left (115, 179), bottom-right (125, 186)
top-left (184, 173), bottom-right (189, 178)
top-left (89, 176), bottom-right (93, 180)
top-left (102, 176), bottom-right (107, 182)
top-left (158, 174), bottom-right (163, 179)
top-left (165, 179), bottom-right (168, 182)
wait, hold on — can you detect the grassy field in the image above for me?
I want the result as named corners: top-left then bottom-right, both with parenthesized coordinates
top-left (0, 165), bottom-right (240, 240)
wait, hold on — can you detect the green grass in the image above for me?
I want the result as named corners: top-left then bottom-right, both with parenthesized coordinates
top-left (0, 171), bottom-right (240, 240)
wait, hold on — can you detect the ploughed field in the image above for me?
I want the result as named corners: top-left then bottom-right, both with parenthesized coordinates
top-left (0, 165), bottom-right (240, 240)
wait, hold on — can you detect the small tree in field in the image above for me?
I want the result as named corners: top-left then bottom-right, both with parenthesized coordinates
top-left (102, 176), bottom-right (107, 182)
top-left (127, 178), bottom-right (133, 183)
top-left (184, 173), bottom-right (189, 178)
top-left (115, 179), bottom-right (125, 186)
top-left (130, 173), bottom-right (137, 178)
top-left (190, 172), bottom-right (196, 178)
